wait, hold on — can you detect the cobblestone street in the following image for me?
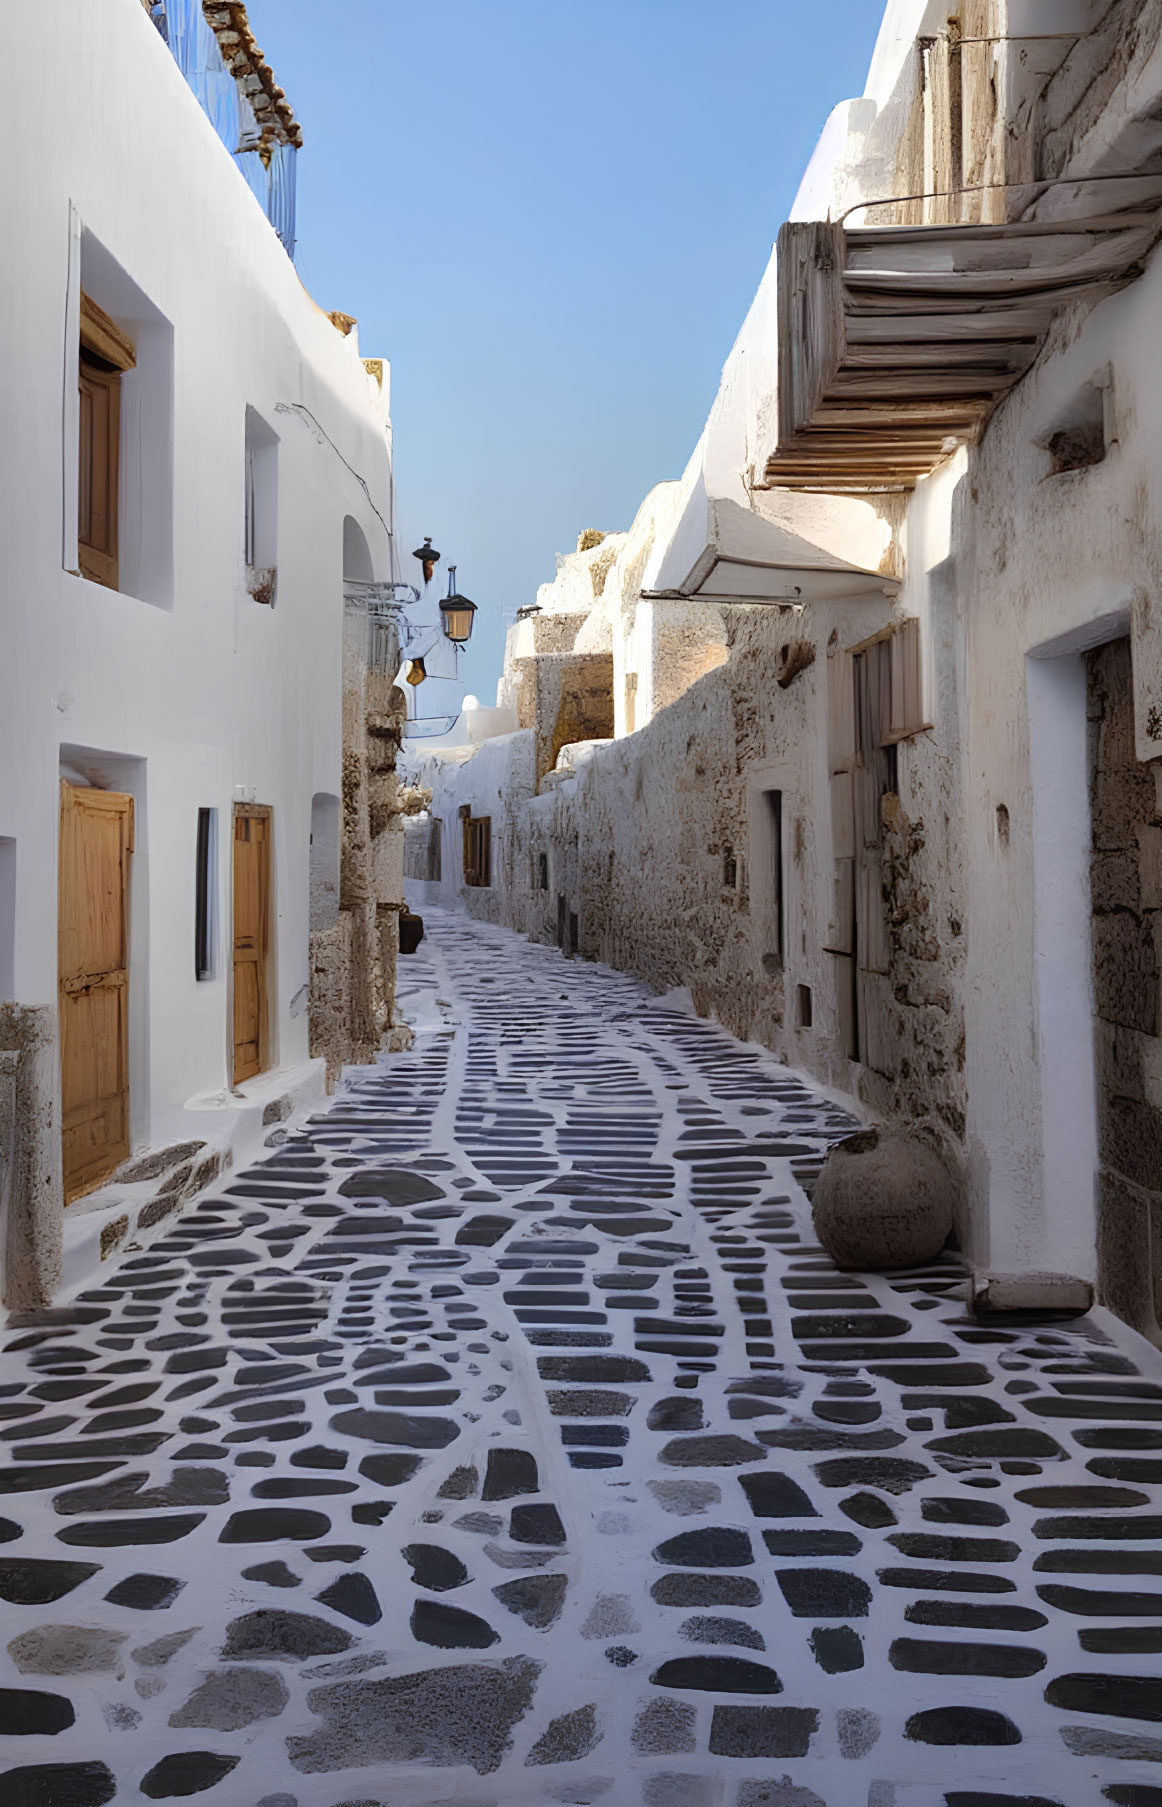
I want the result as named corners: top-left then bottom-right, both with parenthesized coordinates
top-left (2, 910), bottom-right (1162, 1806)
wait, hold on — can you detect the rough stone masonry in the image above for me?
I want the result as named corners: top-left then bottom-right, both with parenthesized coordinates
top-left (0, 912), bottom-right (1160, 1806)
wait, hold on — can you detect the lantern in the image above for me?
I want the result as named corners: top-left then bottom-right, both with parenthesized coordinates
top-left (412, 537), bottom-right (441, 586)
top-left (439, 565), bottom-right (478, 644)
top-left (404, 657), bottom-right (427, 686)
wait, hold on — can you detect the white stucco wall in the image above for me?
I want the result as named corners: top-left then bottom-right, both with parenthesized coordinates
top-left (0, 2), bottom-right (393, 1155)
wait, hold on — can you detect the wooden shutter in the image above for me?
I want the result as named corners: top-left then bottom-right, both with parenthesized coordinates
top-left (78, 357), bottom-right (120, 588)
top-left (59, 783), bottom-right (133, 1201)
top-left (77, 294), bottom-right (133, 591)
top-left (888, 616), bottom-right (928, 742)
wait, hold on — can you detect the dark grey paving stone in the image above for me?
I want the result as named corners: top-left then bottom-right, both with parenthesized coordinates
top-left (315, 1572), bottom-right (382, 1626)
top-left (482, 1448), bottom-right (539, 1500)
top-left (738, 1473), bottom-right (817, 1518)
top-left (946, 1795), bottom-right (1064, 1805)
top-left (879, 1566), bottom-right (1017, 1594)
top-left (492, 1573), bottom-right (567, 1629)
top-left (546, 1388), bottom-right (634, 1418)
top-left (809, 1625), bottom-right (863, 1672)
top-left (0, 1464), bottom-right (124, 1495)
top-left (140, 1751), bottom-right (240, 1797)
top-left (0, 1560), bottom-right (101, 1605)
top-left (288, 1654), bottom-right (541, 1776)
top-left (536, 1356), bottom-right (651, 1383)
top-left (525, 1702), bottom-right (600, 1765)
top-left (1045, 1672), bottom-right (1162, 1721)
top-left (811, 1456), bottom-right (931, 1493)
top-left (650, 1656), bottom-right (781, 1693)
top-left (169, 1666), bottom-right (289, 1730)
top-left (219, 1508), bottom-right (330, 1544)
top-left (1034, 1513), bottom-right (1162, 1541)
top-left (330, 1409), bottom-right (459, 1450)
top-left (221, 1610), bottom-right (350, 1662)
top-left (0, 1690), bottom-right (76, 1735)
top-left (359, 1454), bottom-right (422, 1489)
top-left (905, 1600), bottom-right (1047, 1631)
top-left (1037, 1583), bottom-right (1162, 1616)
top-left (289, 1446), bottom-right (347, 1471)
top-left (708, 1705), bottom-right (818, 1758)
top-left (1102, 1788), bottom-right (1162, 1804)
top-left (0, 1761), bottom-right (117, 1806)
top-left (57, 1513), bottom-right (204, 1546)
top-left (890, 1637), bottom-right (1045, 1677)
top-left (660, 1435), bottom-right (766, 1468)
top-left (762, 1529), bottom-right (861, 1556)
top-left (241, 1562), bottom-right (300, 1590)
top-left (411, 1597), bottom-right (499, 1648)
top-left (735, 1780), bottom-right (825, 1807)
top-left (889, 1532), bottom-right (1020, 1563)
top-left (774, 1569), bottom-right (871, 1618)
top-left (510, 1503), bottom-right (565, 1545)
top-left (926, 1428), bottom-right (1064, 1458)
top-left (1016, 1485), bottom-right (1148, 1509)
top-left (679, 1614), bottom-right (765, 1649)
top-left (1079, 1626), bottom-right (1162, 1654)
top-left (905, 1706), bottom-right (1021, 1745)
top-left (0, 1516), bottom-right (23, 1541)
top-left (647, 1397), bottom-right (704, 1431)
top-left (654, 1528), bottom-right (753, 1568)
top-left (402, 1544), bottom-right (469, 1591)
top-left (921, 1496), bottom-right (1010, 1526)
top-left (651, 1573), bottom-right (762, 1607)
top-left (838, 1490), bottom-right (896, 1528)
top-left (337, 1170), bottom-right (445, 1205)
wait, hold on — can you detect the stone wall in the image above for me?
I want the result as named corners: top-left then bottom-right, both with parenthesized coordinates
top-left (310, 605), bottom-right (409, 1083)
top-left (0, 1003), bottom-right (62, 1310)
top-left (1089, 638), bottom-right (1162, 1339)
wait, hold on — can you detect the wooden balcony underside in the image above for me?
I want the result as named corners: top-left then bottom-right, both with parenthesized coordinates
top-left (766, 211), bottom-right (1162, 491)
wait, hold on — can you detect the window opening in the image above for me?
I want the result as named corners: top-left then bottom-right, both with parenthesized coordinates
top-left (765, 791), bottom-right (784, 968)
top-left (723, 846), bottom-right (738, 889)
top-left (462, 814), bottom-right (492, 888)
top-left (537, 851), bottom-right (549, 892)
top-left (243, 406), bottom-right (279, 605)
top-left (795, 983), bottom-right (813, 1028)
top-left (194, 807), bottom-right (217, 980)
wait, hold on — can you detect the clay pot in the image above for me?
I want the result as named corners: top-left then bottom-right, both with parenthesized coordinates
top-left (811, 1127), bottom-right (954, 1271)
top-left (398, 910), bottom-right (424, 956)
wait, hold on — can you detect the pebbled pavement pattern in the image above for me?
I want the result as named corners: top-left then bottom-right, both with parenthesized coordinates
top-left (1, 908), bottom-right (1161, 1806)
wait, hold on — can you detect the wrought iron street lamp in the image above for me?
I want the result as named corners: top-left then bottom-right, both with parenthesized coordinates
top-left (413, 537), bottom-right (441, 585)
top-left (439, 565), bottom-right (478, 644)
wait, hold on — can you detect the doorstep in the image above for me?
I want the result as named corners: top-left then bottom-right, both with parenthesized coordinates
top-left (58, 1058), bottom-right (326, 1299)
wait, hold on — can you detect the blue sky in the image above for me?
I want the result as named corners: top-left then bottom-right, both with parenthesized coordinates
top-left (245, 1), bottom-right (883, 701)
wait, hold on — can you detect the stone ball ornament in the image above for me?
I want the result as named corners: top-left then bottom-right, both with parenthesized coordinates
top-left (811, 1126), bottom-right (954, 1270)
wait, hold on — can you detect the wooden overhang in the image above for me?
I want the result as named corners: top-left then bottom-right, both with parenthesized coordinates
top-left (766, 209), bottom-right (1162, 492)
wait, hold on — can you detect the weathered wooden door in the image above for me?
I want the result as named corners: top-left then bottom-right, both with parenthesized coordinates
top-left (232, 808), bottom-right (270, 1084)
top-left (59, 782), bottom-right (133, 1201)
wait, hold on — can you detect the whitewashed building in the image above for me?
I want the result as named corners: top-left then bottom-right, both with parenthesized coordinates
top-left (0, 0), bottom-right (402, 1303)
top-left (407, 0), bottom-right (1162, 1344)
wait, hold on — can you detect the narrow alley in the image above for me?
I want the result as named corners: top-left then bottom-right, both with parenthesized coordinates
top-left (2, 912), bottom-right (1161, 1807)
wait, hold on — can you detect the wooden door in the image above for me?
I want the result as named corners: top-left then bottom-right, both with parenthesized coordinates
top-left (59, 782), bottom-right (133, 1201)
top-left (233, 808), bottom-right (270, 1084)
